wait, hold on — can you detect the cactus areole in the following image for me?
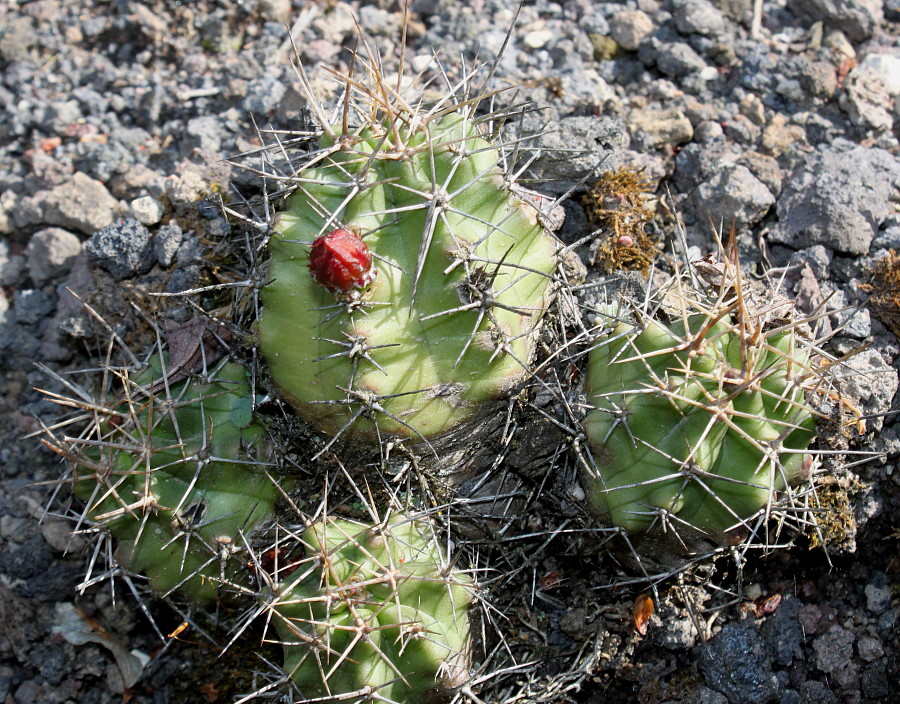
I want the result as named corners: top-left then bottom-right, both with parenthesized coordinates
top-left (308, 228), bottom-right (376, 294)
top-left (259, 112), bottom-right (560, 442)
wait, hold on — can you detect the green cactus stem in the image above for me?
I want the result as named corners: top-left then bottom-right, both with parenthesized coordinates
top-left (69, 358), bottom-right (281, 603)
top-left (265, 515), bottom-right (472, 704)
top-left (259, 86), bottom-right (561, 446)
top-left (581, 262), bottom-right (819, 544)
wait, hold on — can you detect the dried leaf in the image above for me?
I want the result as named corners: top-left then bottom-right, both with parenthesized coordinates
top-left (156, 317), bottom-right (231, 387)
top-left (538, 570), bottom-right (564, 591)
top-left (632, 593), bottom-right (654, 635)
top-left (51, 602), bottom-right (145, 689)
top-left (753, 593), bottom-right (782, 617)
top-left (200, 682), bottom-right (220, 703)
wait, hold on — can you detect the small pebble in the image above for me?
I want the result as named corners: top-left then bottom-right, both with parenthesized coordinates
top-left (129, 196), bottom-right (164, 226)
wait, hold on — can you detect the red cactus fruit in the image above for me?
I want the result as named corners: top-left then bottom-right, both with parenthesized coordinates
top-left (308, 228), bottom-right (376, 293)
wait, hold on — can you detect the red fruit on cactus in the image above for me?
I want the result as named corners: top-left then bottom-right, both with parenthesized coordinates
top-left (308, 228), bottom-right (376, 293)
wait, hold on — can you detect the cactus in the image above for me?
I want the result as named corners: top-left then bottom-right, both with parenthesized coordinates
top-left (263, 515), bottom-right (472, 703)
top-left (581, 253), bottom-right (819, 545)
top-left (258, 68), bottom-right (562, 445)
top-left (65, 358), bottom-right (281, 603)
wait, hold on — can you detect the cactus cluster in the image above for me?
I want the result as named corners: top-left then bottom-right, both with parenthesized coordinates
top-left (62, 358), bottom-right (281, 603)
top-left (259, 94), bottom-right (561, 445)
top-left (264, 516), bottom-right (472, 704)
top-left (36, 15), bottom-right (865, 704)
top-left (580, 254), bottom-right (819, 546)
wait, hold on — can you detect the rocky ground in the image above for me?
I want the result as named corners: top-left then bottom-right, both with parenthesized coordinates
top-left (1, 0), bottom-right (899, 703)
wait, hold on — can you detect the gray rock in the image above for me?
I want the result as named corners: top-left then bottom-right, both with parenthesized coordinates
top-left (526, 116), bottom-right (627, 196)
top-left (656, 41), bottom-right (708, 77)
top-left (865, 584), bottom-right (892, 614)
top-left (154, 222), bottom-right (184, 268)
top-left (42, 172), bottom-right (118, 235)
top-left (798, 681), bottom-right (838, 704)
top-left (0, 16), bottom-right (37, 62)
top-left (789, 245), bottom-right (832, 280)
top-left (0, 188), bottom-right (16, 235)
top-left (13, 192), bottom-right (49, 230)
top-left (628, 107), bottom-right (694, 148)
top-left (163, 151), bottom-right (232, 214)
top-left (737, 151), bottom-right (783, 195)
top-left (761, 597), bottom-right (804, 667)
top-left (769, 144), bottom-right (900, 255)
top-left (45, 100), bottom-right (81, 133)
top-left (724, 114), bottom-right (761, 144)
top-left (674, 141), bottom-right (741, 193)
top-left (857, 634), bottom-right (884, 662)
top-left (760, 114), bottom-right (806, 156)
top-left (787, 0), bottom-right (883, 42)
top-left (699, 623), bottom-right (777, 704)
top-left (129, 196), bottom-right (164, 226)
top-left (692, 164), bottom-right (775, 227)
top-left (85, 219), bottom-right (155, 281)
top-left (878, 606), bottom-right (899, 634)
top-left (608, 10), bottom-right (654, 51)
top-left (862, 661), bottom-right (890, 700)
top-left (859, 53), bottom-right (900, 96)
top-left (839, 66), bottom-right (894, 132)
top-left (694, 687), bottom-right (729, 704)
top-left (826, 288), bottom-right (871, 338)
top-left (26, 228), bottom-right (82, 285)
top-left (710, 0), bottom-right (752, 21)
top-left (13, 289), bottom-right (56, 325)
top-left (839, 348), bottom-right (898, 432)
top-left (243, 71), bottom-right (288, 116)
top-left (185, 115), bottom-right (228, 153)
top-left (166, 263), bottom-right (200, 294)
top-left (359, 5), bottom-right (394, 35)
top-left (672, 0), bottom-right (727, 35)
top-left (813, 625), bottom-right (858, 689)
top-left (695, 120), bottom-right (724, 142)
top-left (0, 240), bottom-right (26, 287)
top-left (774, 77), bottom-right (806, 103)
top-left (258, 0), bottom-right (291, 23)
top-left (799, 59), bottom-right (839, 99)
